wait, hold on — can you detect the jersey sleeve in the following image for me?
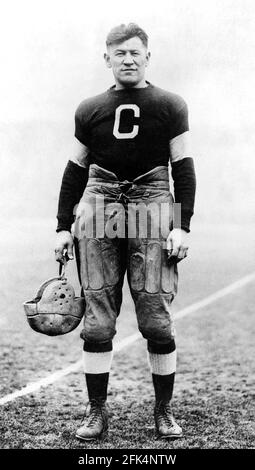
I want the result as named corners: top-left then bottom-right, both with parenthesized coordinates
top-left (69, 140), bottom-right (90, 169)
top-left (168, 99), bottom-right (196, 232)
top-left (56, 160), bottom-right (89, 232)
top-left (171, 102), bottom-right (189, 139)
top-left (74, 102), bottom-right (91, 146)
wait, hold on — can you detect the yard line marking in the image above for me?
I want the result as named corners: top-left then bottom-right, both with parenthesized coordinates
top-left (0, 334), bottom-right (141, 406)
top-left (174, 272), bottom-right (255, 320)
top-left (0, 272), bottom-right (255, 406)
top-left (0, 361), bottom-right (83, 405)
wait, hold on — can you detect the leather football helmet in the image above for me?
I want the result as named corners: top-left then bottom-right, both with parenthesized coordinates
top-left (23, 263), bottom-right (85, 336)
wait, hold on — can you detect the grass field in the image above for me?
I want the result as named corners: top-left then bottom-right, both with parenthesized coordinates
top-left (0, 220), bottom-right (254, 449)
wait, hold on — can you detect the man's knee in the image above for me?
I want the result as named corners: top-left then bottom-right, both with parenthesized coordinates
top-left (135, 293), bottom-right (176, 343)
top-left (138, 318), bottom-right (175, 343)
top-left (80, 287), bottom-right (118, 343)
top-left (80, 320), bottom-right (116, 343)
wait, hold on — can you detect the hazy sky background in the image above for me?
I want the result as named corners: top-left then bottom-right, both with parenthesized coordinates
top-left (0, 0), bottom-right (254, 222)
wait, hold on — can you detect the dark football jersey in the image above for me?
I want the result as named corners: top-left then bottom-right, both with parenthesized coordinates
top-left (74, 82), bottom-right (189, 180)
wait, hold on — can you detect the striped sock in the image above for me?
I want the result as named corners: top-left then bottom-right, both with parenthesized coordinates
top-left (83, 341), bottom-right (113, 402)
top-left (147, 339), bottom-right (176, 403)
top-left (83, 350), bottom-right (113, 374)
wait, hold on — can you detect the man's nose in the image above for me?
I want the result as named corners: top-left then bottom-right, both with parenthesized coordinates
top-left (123, 52), bottom-right (134, 64)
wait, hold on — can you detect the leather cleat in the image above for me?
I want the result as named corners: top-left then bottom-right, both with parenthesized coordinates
top-left (76, 399), bottom-right (108, 441)
top-left (154, 401), bottom-right (183, 439)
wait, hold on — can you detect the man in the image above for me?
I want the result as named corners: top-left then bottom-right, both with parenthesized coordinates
top-left (55, 23), bottom-right (196, 441)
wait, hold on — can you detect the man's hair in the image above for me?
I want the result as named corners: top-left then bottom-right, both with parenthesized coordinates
top-left (106, 23), bottom-right (148, 48)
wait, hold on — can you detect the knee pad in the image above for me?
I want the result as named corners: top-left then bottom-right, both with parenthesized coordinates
top-left (80, 320), bottom-right (116, 343)
top-left (135, 293), bottom-right (176, 343)
top-left (80, 287), bottom-right (119, 343)
top-left (78, 238), bottom-right (123, 343)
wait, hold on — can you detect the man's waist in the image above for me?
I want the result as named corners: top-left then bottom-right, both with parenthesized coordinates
top-left (87, 164), bottom-right (170, 187)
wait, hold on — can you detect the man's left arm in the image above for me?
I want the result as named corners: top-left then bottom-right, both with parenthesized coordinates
top-left (168, 130), bottom-right (196, 261)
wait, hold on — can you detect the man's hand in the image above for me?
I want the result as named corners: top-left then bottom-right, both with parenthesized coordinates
top-left (166, 228), bottom-right (189, 263)
top-left (55, 230), bottom-right (74, 263)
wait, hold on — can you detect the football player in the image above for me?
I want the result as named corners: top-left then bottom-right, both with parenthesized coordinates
top-left (55, 23), bottom-right (196, 440)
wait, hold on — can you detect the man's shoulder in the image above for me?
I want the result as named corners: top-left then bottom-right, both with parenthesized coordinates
top-left (75, 90), bottom-right (110, 117)
top-left (151, 85), bottom-right (187, 112)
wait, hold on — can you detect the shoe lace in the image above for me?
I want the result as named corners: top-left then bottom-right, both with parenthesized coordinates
top-left (85, 399), bottom-right (106, 428)
top-left (155, 401), bottom-right (174, 426)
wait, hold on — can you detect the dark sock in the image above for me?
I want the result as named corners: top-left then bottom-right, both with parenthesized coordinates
top-left (148, 340), bottom-right (176, 404)
top-left (152, 373), bottom-right (175, 404)
top-left (85, 373), bottom-right (109, 402)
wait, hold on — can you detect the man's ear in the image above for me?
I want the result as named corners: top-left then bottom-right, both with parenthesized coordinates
top-left (104, 52), bottom-right (112, 68)
top-left (145, 51), bottom-right (151, 67)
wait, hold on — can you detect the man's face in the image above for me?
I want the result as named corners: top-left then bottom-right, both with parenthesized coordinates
top-left (104, 36), bottom-right (150, 89)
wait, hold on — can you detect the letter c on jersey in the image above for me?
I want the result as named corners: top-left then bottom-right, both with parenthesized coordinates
top-left (113, 104), bottom-right (140, 139)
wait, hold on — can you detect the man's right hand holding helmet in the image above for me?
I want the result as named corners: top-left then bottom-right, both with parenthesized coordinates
top-left (55, 230), bottom-right (74, 263)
